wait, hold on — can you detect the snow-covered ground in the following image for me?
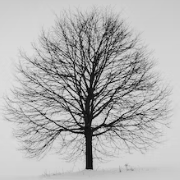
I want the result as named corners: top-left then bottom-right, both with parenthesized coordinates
top-left (2, 166), bottom-right (180, 180)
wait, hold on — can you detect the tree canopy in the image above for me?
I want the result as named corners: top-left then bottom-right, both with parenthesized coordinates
top-left (4, 9), bottom-right (170, 169)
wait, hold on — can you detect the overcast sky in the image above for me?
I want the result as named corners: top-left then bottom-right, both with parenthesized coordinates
top-left (0, 0), bottom-right (180, 178)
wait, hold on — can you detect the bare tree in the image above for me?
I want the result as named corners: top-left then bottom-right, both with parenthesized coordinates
top-left (4, 9), bottom-right (170, 170)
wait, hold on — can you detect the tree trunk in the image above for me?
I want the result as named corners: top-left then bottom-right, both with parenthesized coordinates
top-left (85, 128), bottom-right (93, 170)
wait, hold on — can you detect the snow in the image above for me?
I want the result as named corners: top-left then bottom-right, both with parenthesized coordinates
top-left (2, 166), bottom-right (180, 180)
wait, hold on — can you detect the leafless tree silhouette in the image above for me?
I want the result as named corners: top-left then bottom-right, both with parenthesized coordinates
top-left (4, 9), bottom-right (170, 170)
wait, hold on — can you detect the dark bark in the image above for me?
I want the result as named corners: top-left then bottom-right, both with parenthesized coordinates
top-left (85, 127), bottom-right (93, 169)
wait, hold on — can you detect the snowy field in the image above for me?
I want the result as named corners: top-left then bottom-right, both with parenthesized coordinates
top-left (2, 166), bottom-right (180, 180)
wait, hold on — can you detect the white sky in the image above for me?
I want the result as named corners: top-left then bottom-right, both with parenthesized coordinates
top-left (0, 0), bottom-right (180, 178)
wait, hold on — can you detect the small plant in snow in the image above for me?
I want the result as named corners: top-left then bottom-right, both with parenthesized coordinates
top-left (125, 164), bottom-right (134, 171)
top-left (119, 166), bottom-right (121, 172)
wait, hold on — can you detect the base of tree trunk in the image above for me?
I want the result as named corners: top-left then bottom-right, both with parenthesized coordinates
top-left (85, 129), bottom-right (93, 170)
